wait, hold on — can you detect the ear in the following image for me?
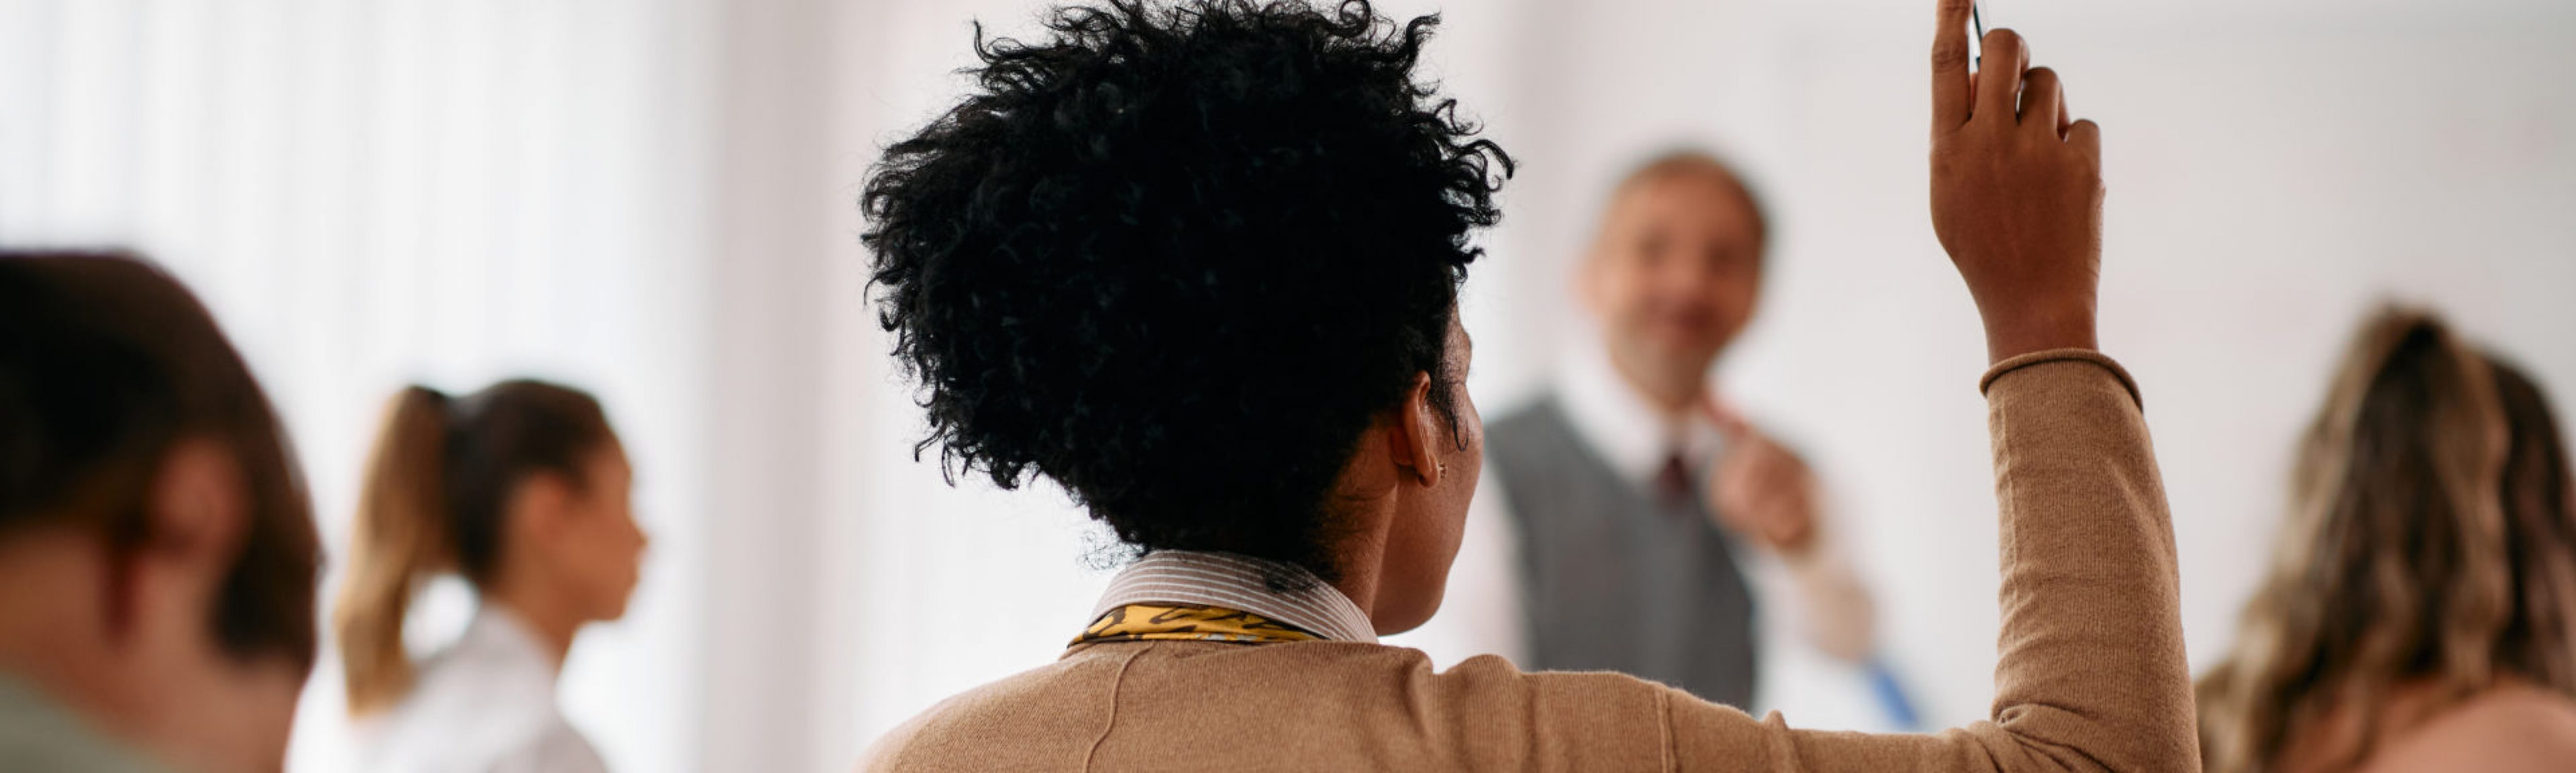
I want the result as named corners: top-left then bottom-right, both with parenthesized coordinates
top-left (1574, 246), bottom-right (1606, 314)
top-left (1393, 372), bottom-right (1442, 488)
top-left (145, 438), bottom-right (251, 575)
top-left (509, 472), bottom-right (579, 543)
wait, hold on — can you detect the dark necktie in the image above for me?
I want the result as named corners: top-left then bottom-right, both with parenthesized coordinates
top-left (1655, 449), bottom-right (1694, 507)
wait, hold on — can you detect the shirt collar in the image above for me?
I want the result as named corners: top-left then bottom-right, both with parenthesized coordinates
top-left (1091, 550), bottom-right (1378, 644)
top-left (1555, 340), bottom-right (1725, 488)
top-left (451, 604), bottom-right (561, 679)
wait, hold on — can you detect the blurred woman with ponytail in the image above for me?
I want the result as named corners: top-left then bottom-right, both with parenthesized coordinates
top-left (334, 380), bottom-right (648, 773)
top-left (2197, 307), bottom-right (2576, 773)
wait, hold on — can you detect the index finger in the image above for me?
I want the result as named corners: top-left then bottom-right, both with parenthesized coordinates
top-left (1931, 0), bottom-right (1975, 133)
top-left (1702, 393), bottom-right (1750, 440)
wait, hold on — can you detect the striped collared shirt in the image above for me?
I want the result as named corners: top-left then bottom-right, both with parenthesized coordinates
top-left (1091, 550), bottom-right (1379, 644)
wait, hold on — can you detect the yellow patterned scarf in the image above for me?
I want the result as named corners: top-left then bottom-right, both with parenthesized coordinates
top-left (1070, 603), bottom-right (1321, 648)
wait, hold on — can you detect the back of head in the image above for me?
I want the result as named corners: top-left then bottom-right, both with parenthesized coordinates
top-left (2199, 306), bottom-right (2576, 772)
top-left (861, 0), bottom-right (1509, 581)
top-left (0, 250), bottom-right (321, 668)
top-left (335, 378), bottom-right (613, 715)
top-left (2488, 359), bottom-right (2576, 692)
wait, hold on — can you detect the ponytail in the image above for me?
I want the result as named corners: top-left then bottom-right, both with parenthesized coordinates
top-left (334, 386), bottom-right (451, 716)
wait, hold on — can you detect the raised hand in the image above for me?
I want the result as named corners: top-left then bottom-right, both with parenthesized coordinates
top-left (1929, 0), bottom-right (2104, 363)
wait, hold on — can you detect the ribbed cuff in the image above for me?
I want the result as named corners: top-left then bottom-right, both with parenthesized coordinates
top-left (1978, 348), bottom-right (2143, 408)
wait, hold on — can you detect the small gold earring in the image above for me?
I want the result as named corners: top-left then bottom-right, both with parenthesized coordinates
top-left (1436, 462), bottom-right (1448, 476)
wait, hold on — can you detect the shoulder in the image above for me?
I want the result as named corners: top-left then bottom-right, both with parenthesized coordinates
top-left (489, 719), bottom-right (609, 773)
top-left (2367, 684), bottom-right (2576, 773)
top-left (1482, 393), bottom-right (1573, 480)
top-left (360, 654), bottom-right (568, 772)
top-left (1167, 644), bottom-right (1688, 748)
top-left (1485, 392), bottom-right (1565, 442)
top-left (0, 693), bottom-right (172, 773)
top-left (863, 642), bottom-right (1685, 771)
top-left (861, 649), bottom-right (1134, 771)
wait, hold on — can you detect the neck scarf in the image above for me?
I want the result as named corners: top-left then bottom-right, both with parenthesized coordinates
top-left (1070, 603), bottom-right (1321, 648)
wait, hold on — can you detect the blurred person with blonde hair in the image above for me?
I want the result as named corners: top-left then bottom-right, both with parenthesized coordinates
top-left (2197, 307), bottom-right (2576, 773)
top-left (333, 380), bottom-right (648, 772)
top-left (0, 250), bottom-right (324, 773)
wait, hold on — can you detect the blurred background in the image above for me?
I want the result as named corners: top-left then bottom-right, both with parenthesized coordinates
top-left (3, 0), bottom-right (2571, 770)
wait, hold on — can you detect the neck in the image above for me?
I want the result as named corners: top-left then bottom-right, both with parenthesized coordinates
top-left (483, 585), bottom-right (581, 670)
top-left (0, 535), bottom-right (139, 726)
top-left (1604, 341), bottom-right (1709, 418)
top-left (1324, 492), bottom-right (1398, 633)
top-left (0, 535), bottom-right (296, 773)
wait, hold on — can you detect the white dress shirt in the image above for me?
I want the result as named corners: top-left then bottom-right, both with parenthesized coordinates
top-left (356, 607), bottom-right (609, 773)
top-left (1392, 342), bottom-right (1891, 728)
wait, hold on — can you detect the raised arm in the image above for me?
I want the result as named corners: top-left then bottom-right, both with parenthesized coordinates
top-left (1661, 0), bottom-right (2197, 768)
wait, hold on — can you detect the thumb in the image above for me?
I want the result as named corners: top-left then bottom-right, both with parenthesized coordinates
top-left (1703, 392), bottom-right (1751, 441)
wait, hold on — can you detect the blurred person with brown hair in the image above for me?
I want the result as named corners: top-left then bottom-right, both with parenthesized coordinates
top-left (2197, 308), bottom-right (2576, 773)
top-left (0, 250), bottom-right (324, 772)
top-left (333, 380), bottom-right (648, 772)
top-left (1405, 148), bottom-right (1879, 713)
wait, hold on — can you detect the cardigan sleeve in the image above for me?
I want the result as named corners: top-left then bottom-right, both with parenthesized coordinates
top-left (1656, 349), bottom-right (2197, 772)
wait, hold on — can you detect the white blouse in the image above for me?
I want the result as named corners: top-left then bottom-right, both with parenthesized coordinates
top-left (356, 607), bottom-right (608, 773)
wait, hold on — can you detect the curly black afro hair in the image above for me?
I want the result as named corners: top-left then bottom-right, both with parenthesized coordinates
top-left (862, 0), bottom-right (1511, 581)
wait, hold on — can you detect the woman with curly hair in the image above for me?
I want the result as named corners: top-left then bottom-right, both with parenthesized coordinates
top-left (2197, 309), bottom-right (2576, 773)
top-left (860, 1), bottom-right (2191, 769)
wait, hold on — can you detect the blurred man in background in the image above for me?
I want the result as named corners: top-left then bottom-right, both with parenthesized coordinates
top-left (0, 252), bottom-right (324, 773)
top-left (1410, 152), bottom-right (1876, 711)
